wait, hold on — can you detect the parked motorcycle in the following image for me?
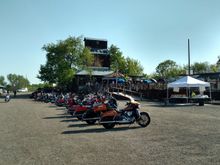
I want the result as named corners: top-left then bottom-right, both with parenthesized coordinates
top-left (99, 100), bottom-right (150, 129)
top-left (72, 95), bottom-right (107, 122)
top-left (55, 94), bottom-right (66, 106)
top-left (66, 97), bottom-right (75, 109)
top-left (5, 93), bottom-right (10, 102)
top-left (70, 95), bottom-right (114, 125)
top-left (81, 101), bottom-right (109, 124)
top-left (67, 95), bottom-right (97, 117)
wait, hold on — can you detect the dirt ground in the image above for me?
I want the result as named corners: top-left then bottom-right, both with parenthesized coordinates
top-left (0, 94), bottom-right (219, 165)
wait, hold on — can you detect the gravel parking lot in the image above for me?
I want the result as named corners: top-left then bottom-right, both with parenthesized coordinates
top-left (0, 94), bottom-right (219, 165)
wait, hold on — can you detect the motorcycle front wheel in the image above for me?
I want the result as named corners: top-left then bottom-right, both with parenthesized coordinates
top-left (137, 112), bottom-right (150, 127)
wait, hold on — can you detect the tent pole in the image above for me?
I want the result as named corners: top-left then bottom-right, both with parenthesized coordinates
top-left (187, 87), bottom-right (189, 103)
top-left (189, 87), bottom-right (191, 103)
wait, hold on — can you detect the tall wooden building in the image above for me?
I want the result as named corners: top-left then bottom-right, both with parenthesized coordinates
top-left (84, 37), bottom-right (110, 68)
top-left (75, 38), bottom-right (113, 90)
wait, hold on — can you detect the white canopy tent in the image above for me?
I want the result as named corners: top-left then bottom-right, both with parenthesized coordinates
top-left (167, 76), bottom-right (211, 103)
top-left (168, 76), bottom-right (210, 88)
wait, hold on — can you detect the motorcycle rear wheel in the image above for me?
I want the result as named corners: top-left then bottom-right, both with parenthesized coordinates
top-left (76, 116), bottom-right (82, 120)
top-left (137, 112), bottom-right (150, 127)
top-left (86, 120), bottom-right (96, 125)
top-left (102, 123), bottom-right (115, 129)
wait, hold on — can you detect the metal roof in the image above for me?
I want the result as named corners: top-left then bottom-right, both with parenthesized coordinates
top-left (76, 70), bottom-right (113, 76)
top-left (0, 85), bottom-right (5, 88)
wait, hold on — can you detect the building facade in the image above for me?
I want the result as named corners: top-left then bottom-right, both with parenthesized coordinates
top-left (84, 37), bottom-right (110, 69)
top-left (75, 37), bottom-right (113, 92)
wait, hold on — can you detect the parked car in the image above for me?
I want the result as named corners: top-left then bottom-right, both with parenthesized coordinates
top-left (17, 88), bottom-right (28, 92)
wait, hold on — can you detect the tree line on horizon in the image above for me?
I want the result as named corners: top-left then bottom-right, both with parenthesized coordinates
top-left (0, 74), bottom-right (29, 92)
top-left (152, 58), bottom-right (220, 80)
top-left (1, 36), bottom-right (220, 91)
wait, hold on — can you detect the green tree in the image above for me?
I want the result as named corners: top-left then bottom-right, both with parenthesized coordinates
top-left (79, 47), bottom-right (94, 68)
top-left (109, 45), bottom-right (144, 76)
top-left (210, 64), bottom-right (218, 72)
top-left (191, 62), bottom-right (209, 73)
top-left (156, 60), bottom-right (183, 79)
top-left (125, 57), bottom-right (143, 76)
top-left (217, 56), bottom-right (220, 65)
top-left (28, 83), bottom-right (53, 92)
top-left (109, 45), bottom-right (127, 74)
top-left (216, 56), bottom-right (220, 71)
top-left (7, 74), bottom-right (30, 91)
top-left (142, 73), bottom-right (150, 79)
top-left (149, 72), bottom-right (160, 80)
top-left (79, 47), bottom-right (95, 78)
top-left (0, 76), bottom-right (7, 86)
top-left (38, 36), bottom-right (94, 89)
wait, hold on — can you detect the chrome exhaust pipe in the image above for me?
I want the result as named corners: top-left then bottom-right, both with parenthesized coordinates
top-left (72, 112), bottom-right (83, 117)
top-left (82, 117), bottom-right (100, 121)
top-left (99, 121), bottom-right (116, 124)
top-left (118, 121), bottom-right (133, 124)
top-left (67, 110), bottom-right (74, 114)
top-left (99, 120), bottom-right (133, 124)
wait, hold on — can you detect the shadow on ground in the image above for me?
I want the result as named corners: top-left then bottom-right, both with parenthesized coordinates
top-left (43, 114), bottom-right (80, 123)
top-left (60, 119), bottom-right (79, 122)
top-left (43, 115), bottom-right (75, 119)
top-left (144, 102), bottom-right (201, 108)
top-left (68, 123), bottom-right (99, 128)
top-left (0, 101), bottom-right (7, 103)
top-left (62, 126), bottom-right (141, 134)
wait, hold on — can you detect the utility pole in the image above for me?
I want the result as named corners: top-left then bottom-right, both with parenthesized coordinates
top-left (188, 39), bottom-right (191, 75)
top-left (116, 62), bottom-right (118, 90)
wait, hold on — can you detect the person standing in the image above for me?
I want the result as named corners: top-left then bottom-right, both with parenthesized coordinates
top-left (13, 90), bottom-right (17, 97)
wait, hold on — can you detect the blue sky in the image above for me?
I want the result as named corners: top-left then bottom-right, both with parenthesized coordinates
top-left (1, 0), bottom-right (220, 84)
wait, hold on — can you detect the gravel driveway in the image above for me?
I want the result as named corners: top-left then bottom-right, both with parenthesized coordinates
top-left (0, 94), bottom-right (219, 165)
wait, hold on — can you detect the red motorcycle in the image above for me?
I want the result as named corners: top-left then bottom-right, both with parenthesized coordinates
top-left (67, 96), bottom-right (96, 117)
top-left (99, 100), bottom-right (150, 129)
top-left (55, 95), bottom-right (66, 106)
top-left (80, 101), bottom-right (109, 124)
top-left (68, 95), bottom-right (106, 120)
top-left (72, 96), bottom-right (115, 125)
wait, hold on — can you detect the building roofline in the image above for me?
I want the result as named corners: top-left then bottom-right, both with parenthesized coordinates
top-left (84, 37), bottom-right (107, 42)
top-left (192, 72), bottom-right (220, 75)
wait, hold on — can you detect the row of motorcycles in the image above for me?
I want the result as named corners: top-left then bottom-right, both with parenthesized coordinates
top-left (33, 92), bottom-right (151, 129)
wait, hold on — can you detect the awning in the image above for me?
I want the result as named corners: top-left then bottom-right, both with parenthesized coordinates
top-left (167, 76), bottom-right (210, 88)
top-left (76, 70), bottom-right (113, 76)
top-left (143, 78), bottom-right (157, 84)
